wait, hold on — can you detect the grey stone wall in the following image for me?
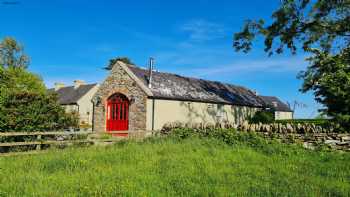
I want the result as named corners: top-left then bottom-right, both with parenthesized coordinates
top-left (161, 121), bottom-right (350, 151)
top-left (92, 65), bottom-right (147, 132)
top-left (260, 132), bottom-right (350, 151)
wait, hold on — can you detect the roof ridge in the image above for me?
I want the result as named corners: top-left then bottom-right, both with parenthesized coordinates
top-left (56, 83), bottom-right (97, 89)
top-left (129, 65), bottom-right (249, 90)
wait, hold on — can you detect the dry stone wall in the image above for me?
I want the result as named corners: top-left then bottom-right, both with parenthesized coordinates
top-left (162, 121), bottom-right (350, 151)
top-left (259, 132), bottom-right (350, 151)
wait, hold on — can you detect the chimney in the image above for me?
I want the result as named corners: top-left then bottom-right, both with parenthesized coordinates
top-left (74, 80), bottom-right (85, 89)
top-left (272, 101), bottom-right (278, 108)
top-left (148, 57), bottom-right (154, 88)
top-left (54, 82), bottom-right (65, 91)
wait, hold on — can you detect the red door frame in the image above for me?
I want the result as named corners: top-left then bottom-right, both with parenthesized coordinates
top-left (106, 94), bottom-right (129, 136)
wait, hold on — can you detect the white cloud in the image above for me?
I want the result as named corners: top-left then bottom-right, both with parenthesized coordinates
top-left (154, 39), bottom-right (308, 78)
top-left (188, 57), bottom-right (308, 77)
top-left (180, 19), bottom-right (227, 42)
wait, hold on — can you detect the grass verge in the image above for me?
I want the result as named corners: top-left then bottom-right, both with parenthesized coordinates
top-left (0, 133), bottom-right (349, 196)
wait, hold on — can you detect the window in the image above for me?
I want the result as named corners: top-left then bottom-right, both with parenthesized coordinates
top-left (216, 104), bottom-right (224, 117)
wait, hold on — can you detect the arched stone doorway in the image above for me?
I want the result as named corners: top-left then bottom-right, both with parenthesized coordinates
top-left (106, 93), bottom-right (129, 132)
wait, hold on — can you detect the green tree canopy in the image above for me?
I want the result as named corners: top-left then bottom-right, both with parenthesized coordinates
top-left (233, 0), bottom-right (350, 129)
top-left (104, 57), bottom-right (134, 70)
top-left (0, 92), bottom-right (78, 132)
top-left (233, 0), bottom-right (350, 55)
top-left (299, 47), bottom-right (350, 127)
top-left (249, 111), bottom-right (274, 124)
top-left (0, 37), bottom-right (78, 132)
top-left (0, 37), bottom-right (29, 69)
top-left (0, 66), bottom-right (46, 94)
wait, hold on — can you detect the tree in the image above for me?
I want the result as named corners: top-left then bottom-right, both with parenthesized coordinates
top-left (104, 57), bottom-right (134, 70)
top-left (0, 66), bottom-right (46, 94)
top-left (0, 37), bottom-right (29, 69)
top-left (233, 0), bottom-right (350, 129)
top-left (299, 47), bottom-right (350, 127)
top-left (249, 111), bottom-right (274, 123)
top-left (0, 66), bottom-right (47, 115)
top-left (0, 37), bottom-right (78, 132)
top-left (0, 92), bottom-right (78, 132)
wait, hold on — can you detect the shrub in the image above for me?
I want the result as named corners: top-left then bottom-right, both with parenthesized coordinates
top-left (249, 110), bottom-right (274, 123)
top-left (0, 92), bottom-right (79, 152)
top-left (0, 67), bottom-right (78, 132)
top-left (0, 92), bottom-right (78, 132)
top-left (169, 128), bottom-right (262, 147)
top-left (333, 114), bottom-right (350, 131)
top-left (166, 128), bottom-right (305, 156)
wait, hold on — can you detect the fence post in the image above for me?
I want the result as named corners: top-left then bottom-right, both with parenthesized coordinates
top-left (36, 134), bottom-right (42, 150)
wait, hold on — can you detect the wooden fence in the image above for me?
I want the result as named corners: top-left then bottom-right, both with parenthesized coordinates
top-left (0, 131), bottom-right (92, 149)
top-left (0, 131), bottom-right (148, 156)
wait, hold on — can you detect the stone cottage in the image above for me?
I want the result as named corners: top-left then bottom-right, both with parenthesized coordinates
top-left (50, 80), bottom-right (99, 126)
top-left (92, 61), bottom-right (266, 134)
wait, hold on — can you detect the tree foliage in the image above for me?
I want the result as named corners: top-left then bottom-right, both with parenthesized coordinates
top-left (299, 47), bottom-right (350, 128)
top-left (0, 37), bottom-right (78, 132)
top-left (0, 37), bottom-right (29, 69)
top-left (104, 57), bottom-right (134, 70)
top-left (249, 111), bottom-right (275, 124)
top-left (0, 66), bottom-right (46, 94)
top-left (233, 0), bottom-right (350, 129)
top-left (234, 0), bottom-right (350, 55)
top-left (0, 92), bottom-right (78, 132)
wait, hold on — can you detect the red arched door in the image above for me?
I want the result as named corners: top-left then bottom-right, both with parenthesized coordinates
top-left (106, 94), bottom-right (129, 132)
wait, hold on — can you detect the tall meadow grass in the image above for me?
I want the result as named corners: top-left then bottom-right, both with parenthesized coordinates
top-left (0, 131), bottom-right (349, 196)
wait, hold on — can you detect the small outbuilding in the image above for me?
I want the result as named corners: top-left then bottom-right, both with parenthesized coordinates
top-left (259, 96), bottom-right (294, 120)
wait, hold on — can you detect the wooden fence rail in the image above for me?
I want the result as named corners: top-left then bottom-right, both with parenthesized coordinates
top-left (0, 130), bottom-right (152, 156)
top-left (0, 131), bottom-right (92, 137)
top-left (0, 131), bottom-right (93, 153)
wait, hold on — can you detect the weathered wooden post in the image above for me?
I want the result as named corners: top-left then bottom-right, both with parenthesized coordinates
top-left (36, 134), bottom-right (42, 150)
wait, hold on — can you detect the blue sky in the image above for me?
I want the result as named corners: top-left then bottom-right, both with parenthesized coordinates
top-left (0, 0), bottom-right (322, 118)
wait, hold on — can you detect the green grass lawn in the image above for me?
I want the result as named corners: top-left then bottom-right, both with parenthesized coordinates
top-left (0, 136), bottom-right (349, 196)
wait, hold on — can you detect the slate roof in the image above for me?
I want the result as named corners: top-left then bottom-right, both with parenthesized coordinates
top-left (49, 84), bottom-right (97, 105)
top-left (259, 96), bottom-right (293, 112)
top-left (128, 66), bottom-right (265, 107)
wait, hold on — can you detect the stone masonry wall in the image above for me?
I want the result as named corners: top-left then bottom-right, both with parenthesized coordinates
top-left (92, 64), bottom-right (147, 132)
top-left (161, 122), bottom-right (350, 151)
